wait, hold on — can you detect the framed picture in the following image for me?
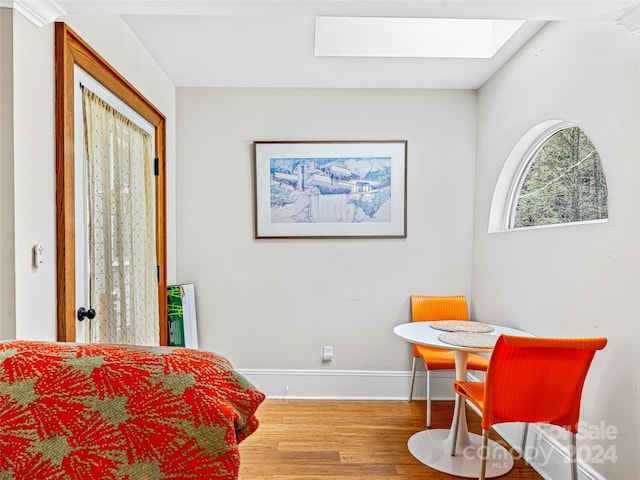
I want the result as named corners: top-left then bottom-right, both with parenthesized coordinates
top-left (253, 140), bottom-right (407, 238)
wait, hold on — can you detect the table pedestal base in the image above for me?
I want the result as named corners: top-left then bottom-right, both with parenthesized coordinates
top-left (408, 429), bottom-right (514, 478)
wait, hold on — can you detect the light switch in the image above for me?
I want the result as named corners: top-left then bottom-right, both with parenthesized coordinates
top-left (33, 244), bottom-right (44, 268)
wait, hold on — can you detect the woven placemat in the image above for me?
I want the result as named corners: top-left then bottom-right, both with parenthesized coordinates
top-left (438, 332), bottom-right (499, 349)
top-left (430, 320), bottom-right (494, 333)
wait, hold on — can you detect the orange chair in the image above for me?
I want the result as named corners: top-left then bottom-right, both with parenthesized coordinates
top-left (451, 335), bottom-right (607, 480)
top-left (408, 295), bottom-right (490, 427)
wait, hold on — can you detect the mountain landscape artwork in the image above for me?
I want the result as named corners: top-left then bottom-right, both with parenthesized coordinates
top-left (253, 141), bottom-right (406, 238)
top-left (269, 156), bottom-right (392, 224)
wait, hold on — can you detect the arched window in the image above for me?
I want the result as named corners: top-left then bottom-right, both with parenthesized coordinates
top-left (509, 124), bottom-right (607, 228)
top-left (489, 121), bottom-right (608, 232)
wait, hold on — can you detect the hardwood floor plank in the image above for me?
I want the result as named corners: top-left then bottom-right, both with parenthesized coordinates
top-left (239, 399), bottom-right (543, 480)
top-left (270, 476), bottom-right (410, 480)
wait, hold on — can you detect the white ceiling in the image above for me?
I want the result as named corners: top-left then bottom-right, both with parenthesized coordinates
top-left (48, 1), bottom-right (640, 89)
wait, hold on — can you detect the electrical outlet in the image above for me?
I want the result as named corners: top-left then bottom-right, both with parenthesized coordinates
top-left (322, 346), bottom-right (333, 362)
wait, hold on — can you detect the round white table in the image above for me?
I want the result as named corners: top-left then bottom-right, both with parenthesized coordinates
top-left (393, 321), bottom-right (529, 478)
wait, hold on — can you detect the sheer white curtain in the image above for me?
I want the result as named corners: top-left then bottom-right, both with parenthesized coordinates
top-left (82, 87), bottom-right (159, 345)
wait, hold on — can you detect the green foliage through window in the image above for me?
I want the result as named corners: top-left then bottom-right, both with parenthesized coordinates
top-left (512, 126), bottom-right (608, 228)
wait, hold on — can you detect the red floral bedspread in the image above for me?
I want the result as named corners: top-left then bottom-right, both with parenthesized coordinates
top-left (0, 341), bottom-right (265, 480)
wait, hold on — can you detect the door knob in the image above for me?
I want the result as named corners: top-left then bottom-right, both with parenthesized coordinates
top-left (77, 307), bottom-right (96, 321)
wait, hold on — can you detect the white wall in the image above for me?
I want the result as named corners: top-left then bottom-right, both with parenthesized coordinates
top-left (0, 8), bottom-right (15, 339)
top-left (10, 13), bottom-right (176, 339)
top-left (12, 12), bottom-right (57, 339)
top-left (473, 21), bottom-right (640, 478)
top-left (175, 88), bottom-right (477, 377)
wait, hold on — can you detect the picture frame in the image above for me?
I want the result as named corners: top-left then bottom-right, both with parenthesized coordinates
top-left (253, 140), bottom-right (407, 239)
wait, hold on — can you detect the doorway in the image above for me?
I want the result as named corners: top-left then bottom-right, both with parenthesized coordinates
top-left (55, 23), bottom-right (167, 344)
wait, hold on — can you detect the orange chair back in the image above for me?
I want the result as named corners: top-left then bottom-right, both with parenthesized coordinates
top-left (482, 335), bottom-right (607, 433)
top-left (410, 295), bottom-right (469, 357)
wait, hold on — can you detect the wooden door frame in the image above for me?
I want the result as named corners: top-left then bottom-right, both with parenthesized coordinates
top-left (55, 23), bottom-right (167, 344)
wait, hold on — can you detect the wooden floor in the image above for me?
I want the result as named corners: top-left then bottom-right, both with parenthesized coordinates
top-left (238, 399), bottom-right (543, 480)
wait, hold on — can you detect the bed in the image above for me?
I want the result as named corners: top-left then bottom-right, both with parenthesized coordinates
top-left (0, 340), bottom-right (265, 479)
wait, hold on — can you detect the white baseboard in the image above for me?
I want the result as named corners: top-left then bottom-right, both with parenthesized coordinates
top-left (239, 368), bottom-right (607, 480)
top-left (238, 367), bottom-right (455, 400)
top-left (488, 422), bottom-right (608, 480)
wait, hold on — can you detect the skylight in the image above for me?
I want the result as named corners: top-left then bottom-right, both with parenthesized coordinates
top-left (315, 17), bottom-right (526, 59)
